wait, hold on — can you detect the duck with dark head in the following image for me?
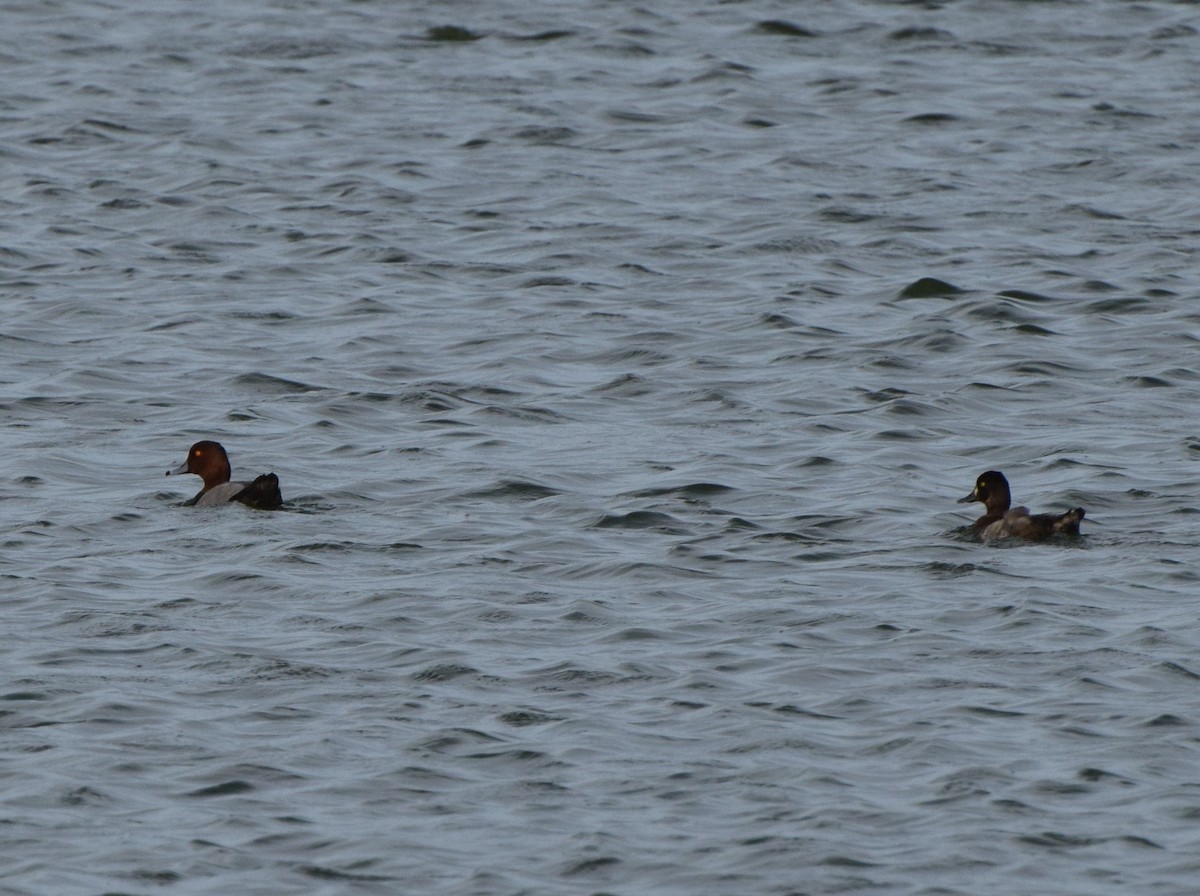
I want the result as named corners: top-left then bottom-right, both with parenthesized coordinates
top-left (167, 440), bottom-right (283, 510)
top-left (958, 470), bottom-right (1083, 541)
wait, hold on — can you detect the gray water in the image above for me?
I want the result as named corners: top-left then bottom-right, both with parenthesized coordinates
top-left (4, 1), bottom-right (1200, 893)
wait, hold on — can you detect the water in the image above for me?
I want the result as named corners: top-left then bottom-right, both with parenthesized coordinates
top-left (3, 0), bottom-right (1200, 893)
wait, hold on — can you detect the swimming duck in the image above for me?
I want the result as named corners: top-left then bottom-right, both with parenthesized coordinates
top-left (957, 470), bottom-right (1084, 541)
top-left (167, 440), bottom-right (283, 510)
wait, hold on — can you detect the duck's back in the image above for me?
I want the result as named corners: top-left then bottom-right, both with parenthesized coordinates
top-left (191, 481), bottom-right (254, 507)
top-left (189, 474), bottom-right (283, 510)
top-left (982, 506), bottom-right (1084, 541)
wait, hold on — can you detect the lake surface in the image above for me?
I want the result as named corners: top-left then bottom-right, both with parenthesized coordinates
top-left (3, 1), bottom-right (1200, 894)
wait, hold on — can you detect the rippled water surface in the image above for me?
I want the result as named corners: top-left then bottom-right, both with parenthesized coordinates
top-left (4, 1), bottom-right (1200, 893)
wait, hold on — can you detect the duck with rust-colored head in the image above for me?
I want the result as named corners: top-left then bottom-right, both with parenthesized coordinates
top-left (958, 470), bottom-right (1083, 541)
top-left (167, 440), bottom-right (283, 510)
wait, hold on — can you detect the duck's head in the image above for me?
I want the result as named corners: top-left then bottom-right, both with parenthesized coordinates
top-left (958, 470), bottom-right (1011, 513)
top-left (167, 440), bottom-right (232, 489)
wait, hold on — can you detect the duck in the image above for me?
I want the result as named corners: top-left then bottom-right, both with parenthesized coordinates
top-left (166, 440), bottom-right (283, 510)
top-left (957, 470), bottom-right (1084, 541)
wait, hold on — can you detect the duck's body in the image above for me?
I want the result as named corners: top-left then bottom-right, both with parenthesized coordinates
top-left (167, 440), bottom-right (283, 510)
top-left (958, 470), bottom-right (1083, 541)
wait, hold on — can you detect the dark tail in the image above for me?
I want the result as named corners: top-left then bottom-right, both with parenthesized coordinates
top-left (234, 473), bottom-right (283, 511)
top-left (1054, 507), bottom-right (1085, 535)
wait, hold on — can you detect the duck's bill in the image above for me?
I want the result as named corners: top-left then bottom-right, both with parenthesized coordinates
top-left (956, 489), bottom-right (977, 504)
top-left (166, 460), bottom-right (189, 476)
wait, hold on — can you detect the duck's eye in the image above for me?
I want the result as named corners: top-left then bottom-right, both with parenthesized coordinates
top-left (194, 449), bottom-right (202, 457)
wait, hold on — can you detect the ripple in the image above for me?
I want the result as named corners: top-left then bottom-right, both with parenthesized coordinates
top-left (593, 511), bottom-right (688, 533)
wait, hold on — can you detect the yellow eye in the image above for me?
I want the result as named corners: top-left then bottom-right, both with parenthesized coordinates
top-left (194, 449), bottom-right (202, 456)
